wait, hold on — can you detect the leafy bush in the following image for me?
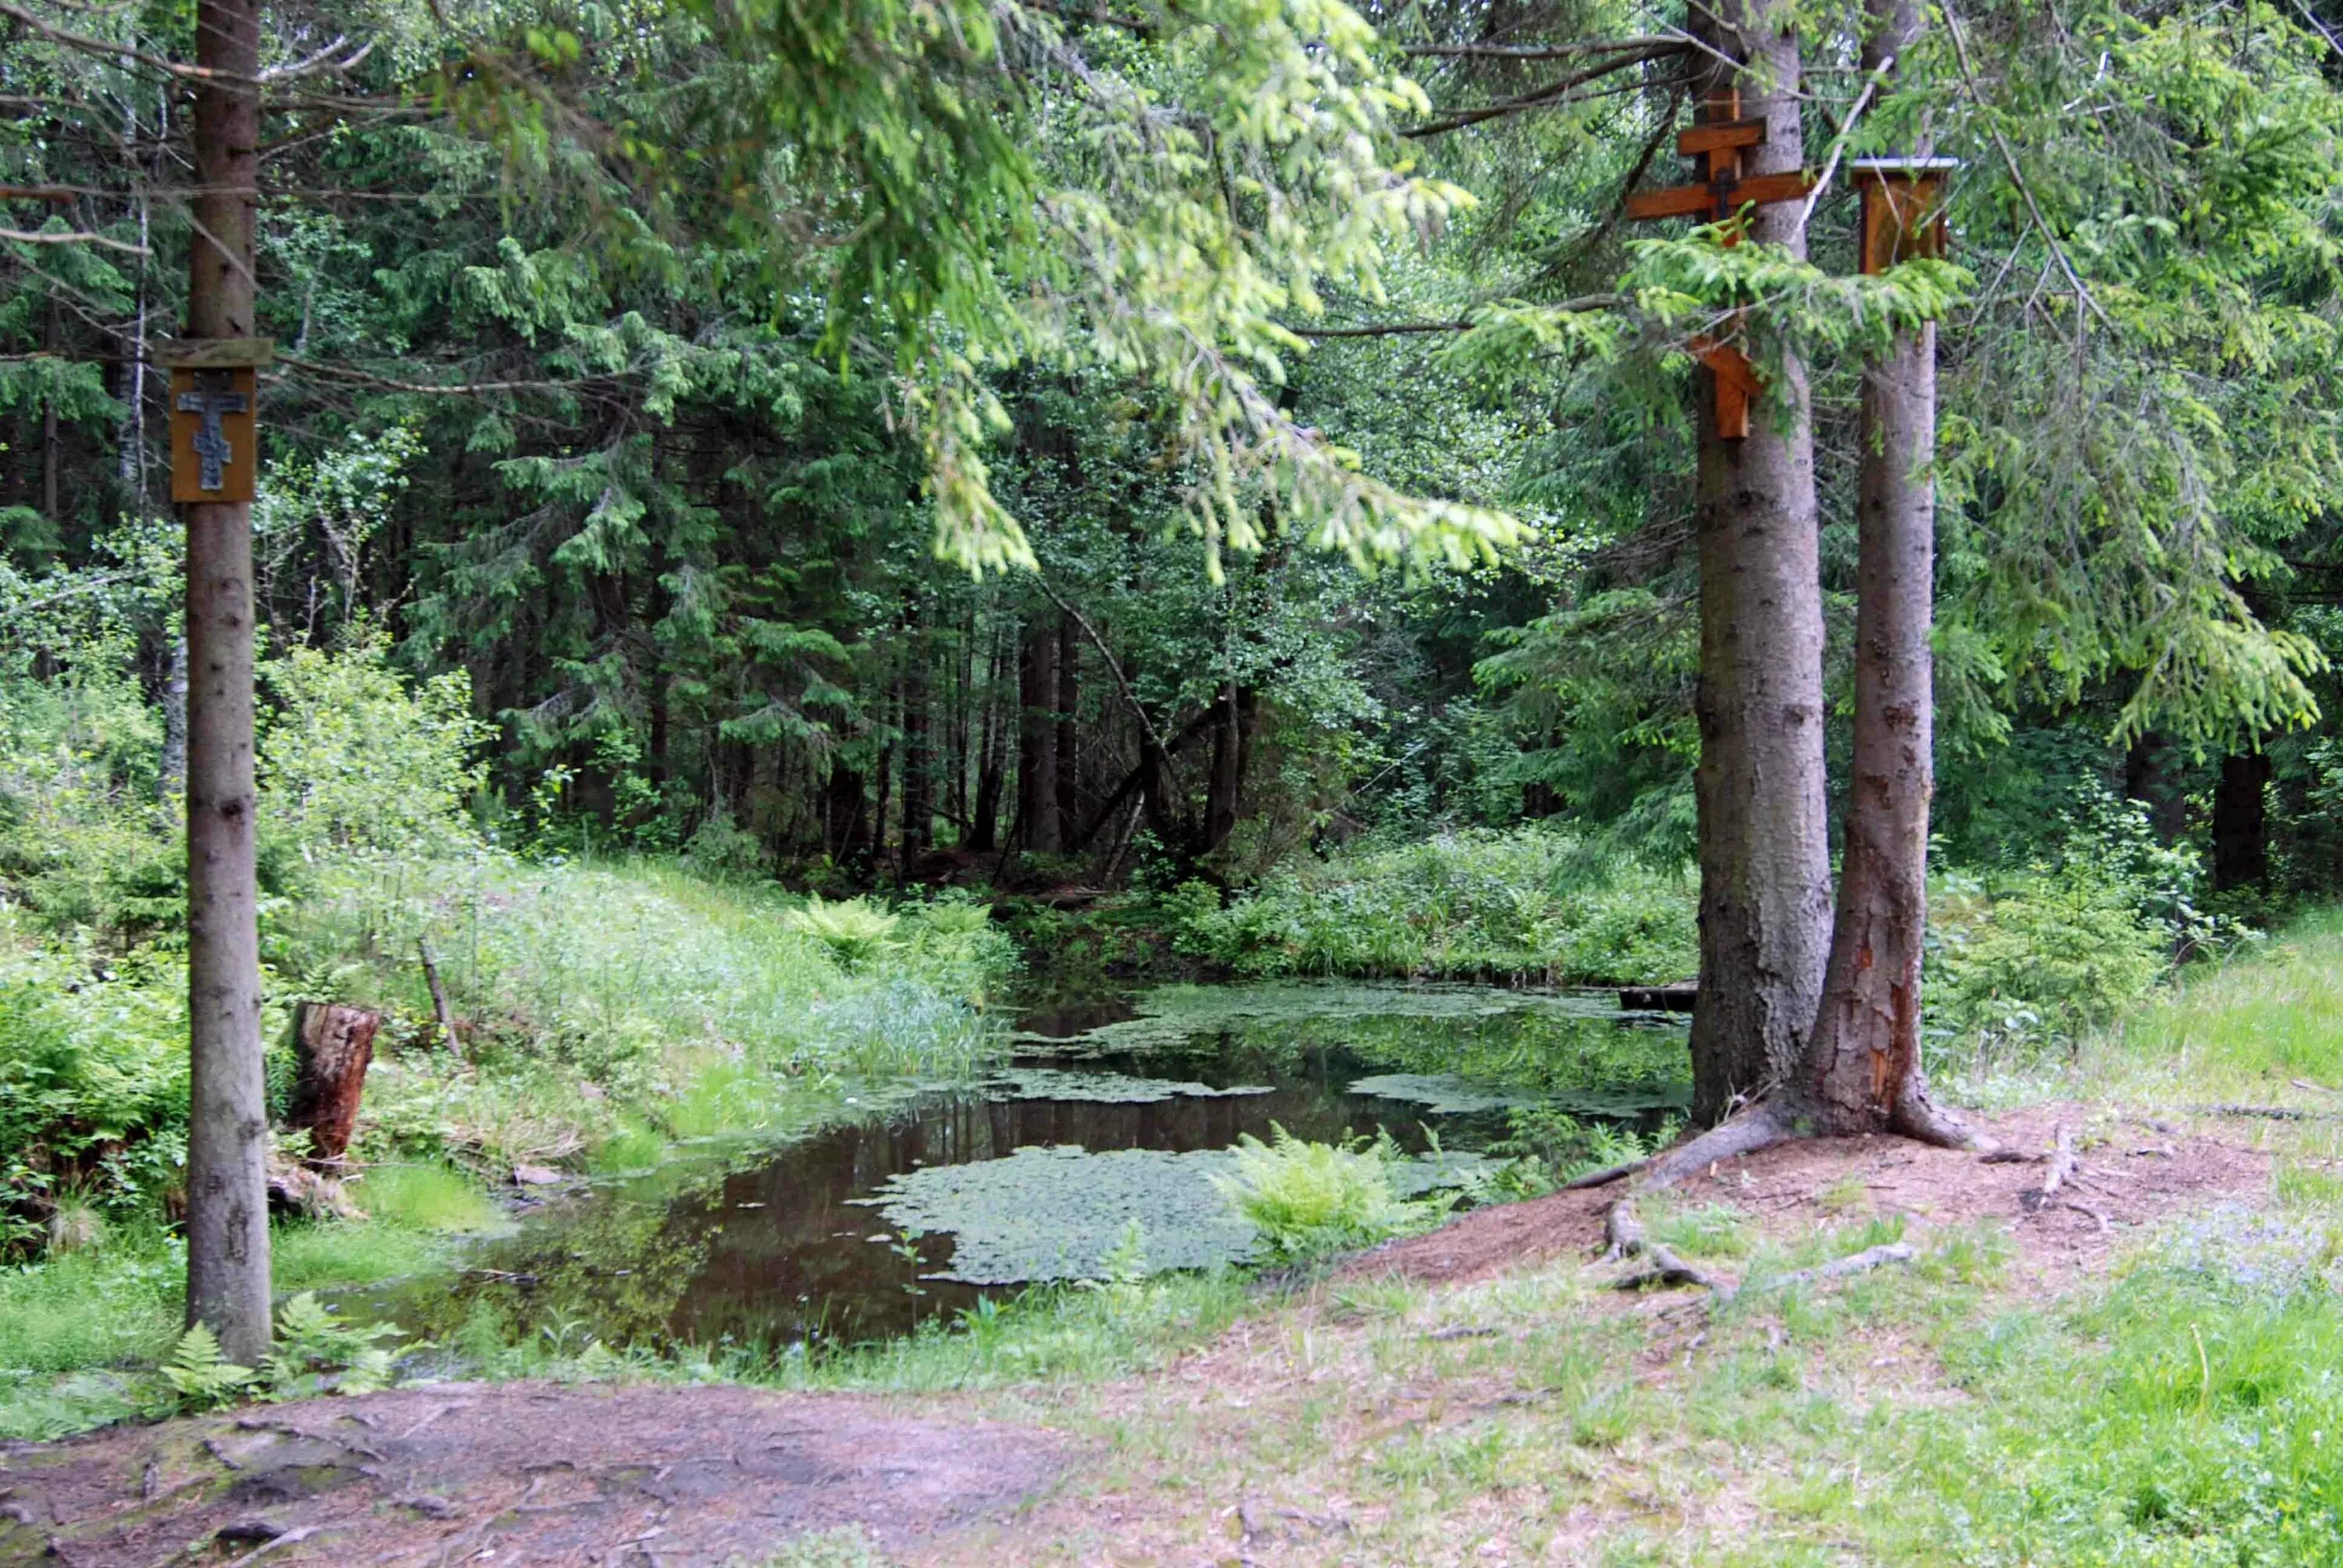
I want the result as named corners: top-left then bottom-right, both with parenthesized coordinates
top-left (259, 633), bottom-right (487, 861)
top-left (1211, 1124), bottom-right (1451, 1261)
top-left (783, 896), bottom-right (901, 968)
top-left (1175, 827), bottom-right (1696, 984)
top-left (0, 940), bottom-right (197, 1248)
top-left (1927, 792), bottom-right (2209, 1068)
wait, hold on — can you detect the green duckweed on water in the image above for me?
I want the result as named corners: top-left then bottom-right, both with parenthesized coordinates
top-left (989, 1068), bottom-right (1275, 1103)
top-left (858, 1142), bottom-right (1501, 1284)
top-left (1342, 1072), bottom-right (1542, 1116)
top-left (1015, 981), bottom-right (1620, 1056)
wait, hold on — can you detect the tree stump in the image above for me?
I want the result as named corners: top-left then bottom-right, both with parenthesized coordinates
top-left (284, 1002), bottom-right (380, 1170)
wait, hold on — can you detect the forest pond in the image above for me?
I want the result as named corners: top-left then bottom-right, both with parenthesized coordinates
top-left (358, 983), bottom-right (1689, 1355)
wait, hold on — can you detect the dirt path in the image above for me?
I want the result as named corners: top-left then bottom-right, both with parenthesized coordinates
top-left (1, 1107), bottom-right (2277, 1566)
top-left (1, 1384), bottom-right (1068, 1566)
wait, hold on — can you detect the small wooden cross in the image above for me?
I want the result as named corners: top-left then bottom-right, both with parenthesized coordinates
top-left (1624, 90), bottom-right (1813, 440)
top-left (159, 337), bottom-right (271, 504)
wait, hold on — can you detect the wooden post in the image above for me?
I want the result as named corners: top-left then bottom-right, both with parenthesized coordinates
top-left (284, 1003), bottom-right (380, 1168)
top-left (417, 936), bottom-right (465, 1059)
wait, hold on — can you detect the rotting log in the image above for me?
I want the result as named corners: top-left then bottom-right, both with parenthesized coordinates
top-left (284, 1001), bottom-right (379, 1169)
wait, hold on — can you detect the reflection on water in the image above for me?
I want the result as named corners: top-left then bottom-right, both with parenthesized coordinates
top-left (351, 985), bottom-right (1687, 1354)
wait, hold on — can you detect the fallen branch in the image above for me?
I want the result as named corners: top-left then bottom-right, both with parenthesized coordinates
top-left (2194, 1103), bottom-right (2343, 1121)
top-left (1603, 1196), bottom-right (1731, 1293)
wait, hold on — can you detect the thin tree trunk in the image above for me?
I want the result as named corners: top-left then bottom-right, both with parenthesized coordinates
top-left (1804, 317), bottom-right (1938, 1129)
top-left (2212, 750), bottom-right (2270, 893)
top-left (182, 0), bottom-right (271, 1363)
top-left (1686, 0), bottom-right (1832, 1124)
top-left (159, 636), bottom-right (188, 802)
top-left (901, 650), bottom-right (932, 871)
top-left (970, 628), bottom-right (1006, 852)
top-left (1055, 618), bottom-right (1081, 827)
top-left (1018, 622), bottom-right (1061, 853)
top-left (1204, 680), bottom-right (1246, 855)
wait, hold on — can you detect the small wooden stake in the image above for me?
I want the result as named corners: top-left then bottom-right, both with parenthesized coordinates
top-left (418, 936), bottom-right (465, 1060)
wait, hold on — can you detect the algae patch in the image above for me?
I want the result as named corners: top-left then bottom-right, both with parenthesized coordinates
top-left (861, 1146), bottom-right (1259, 1283)
top-left (859, 1142), bottom-right (1501, 1284)
top-left (1344, 1073), bottom-right (1540, 1117)
top-left (991, 1068), bottom-right (1273, 1104)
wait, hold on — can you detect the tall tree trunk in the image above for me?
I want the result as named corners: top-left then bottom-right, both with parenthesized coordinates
top-left (900, 652), bottom-right (932, 871)
top-left (970, 629), bottom-right (1006, 853)
top-left (1799, 0), bottom-right (1973, 1142)
top-left (1055, 619), bottom-right (1081, 831)
top-left (827, 759), bottom-right (871, 868)
top-left (1803, 312), bottom-right (1939, 1131)
top-left (1685, 0), bottom-right (1832, 1124)
top-left (1204, 680), bottom-right (1248, 856)
top-left (1018, 623), bottom-right (1061, 853)
top-left (2123, 732), bottom-right (2188, 845)
top-left (182, 0), bottom-right (272, 1364)
top-left (2212, 749), bottom-right (2270, 893)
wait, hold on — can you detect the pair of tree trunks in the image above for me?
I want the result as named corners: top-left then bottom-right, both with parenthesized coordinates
top-left (1683, 0), bottom-right (1977, 1158)
top-left (181, 0), bottom-right (273, 1363)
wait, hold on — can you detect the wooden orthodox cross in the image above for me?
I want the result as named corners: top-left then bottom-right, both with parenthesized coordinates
top-left (159, 337), bottom-right (273, 504)
top-left (1624, 89), bottom-right (1813, 440)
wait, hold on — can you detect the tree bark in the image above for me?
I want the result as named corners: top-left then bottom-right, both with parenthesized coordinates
top-left (900, 653), bottom-right (932, 870)
top-left (1798, 0), bottom-right (1978, 1146)
top-left (1055, 619), bottom-right (1081, 830)
top-left (2123, 732), bottom-right (2188, 845)
top-left (2212, 749), bottom-right (2270, 892)
top-left (1204, 680), bottom-right (1249, 856)
top-left (970, 629), bottom-right (1006, 853)
top-left (1685, 0), bottom-right (1833, 1124)
top-left (284, 1003), bottom-right (379, 1169)
top-left (1018, 623), bottom-right (1061, 853)
top-left (1803, 317), bottom-right (1942, 1131)
top-left (182, 0), bottom-right (272, 1364)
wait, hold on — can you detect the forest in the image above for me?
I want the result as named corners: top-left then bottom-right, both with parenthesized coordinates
top-left (6, 0), bottom-right (2343, 1562)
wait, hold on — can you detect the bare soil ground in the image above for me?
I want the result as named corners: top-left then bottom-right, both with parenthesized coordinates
top-left (0, 1107), bottom-right (2277, 1567)
top-left (1339, 1103), bottom-right (2267, 1296)
top-left (0, 1385), bottom-right (1068, 1566)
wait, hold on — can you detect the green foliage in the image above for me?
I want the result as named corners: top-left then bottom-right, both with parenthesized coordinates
top-left (1212, 1124), bottom-right (1451, 1263)
top-left (1175, 826), bottom-right (1696, 983)
top-left (155, 1292), bottom-right (405, 1413)
top-left (157, 1323), bottom-right (254, 1409)
top-left (0, 941), bottom-right (193, 1242)
top-left (782, 896), bottom-right (902, 969)
top-left (260, 634), bottom-right (489, 862)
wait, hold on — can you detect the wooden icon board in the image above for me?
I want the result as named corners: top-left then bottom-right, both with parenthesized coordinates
top-left (159, 338), bottom-right (271, 504)
top-left (169, 367), bottom-right (259, 504)
top-left (1853, 159), bottom-right (1959, 276)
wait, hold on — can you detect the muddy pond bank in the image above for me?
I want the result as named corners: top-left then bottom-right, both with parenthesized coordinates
top-left (351, 982), bottom-right (1689, 1355)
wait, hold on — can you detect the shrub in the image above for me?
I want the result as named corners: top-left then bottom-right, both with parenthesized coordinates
top-left (1211, 1124), bottom-right (1450, 1261)
top-left (783, 896), bottom-right (900, 969)
top-left (1174, 826), bottom-right (1696, 984)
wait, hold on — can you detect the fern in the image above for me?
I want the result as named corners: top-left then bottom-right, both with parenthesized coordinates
top-left (160, 1323), bottom-right (255, 1408)
top-left (259, 1292), bottom-right (405, 1400)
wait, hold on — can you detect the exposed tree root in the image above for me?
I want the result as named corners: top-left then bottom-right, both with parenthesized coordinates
top-left (1560, 1156), bottom-right (1649, 1191)
top-left (1603, 1197), bottom-right (1731, 1293)
top-left (1636, 1103), bottom-right (1795, 1190)
top-left (1891, 1085), bottom-right (2000, 1156)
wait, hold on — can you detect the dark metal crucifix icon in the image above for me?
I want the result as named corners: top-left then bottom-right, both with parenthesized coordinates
top-left (175, 369), bottom-right (248, 492)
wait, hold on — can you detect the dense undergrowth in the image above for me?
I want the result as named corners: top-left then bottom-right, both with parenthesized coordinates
top-left (0, 640), bottom-right (1016, 1437)
top-left (1164, 801), bottom-right (2225, 1074)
